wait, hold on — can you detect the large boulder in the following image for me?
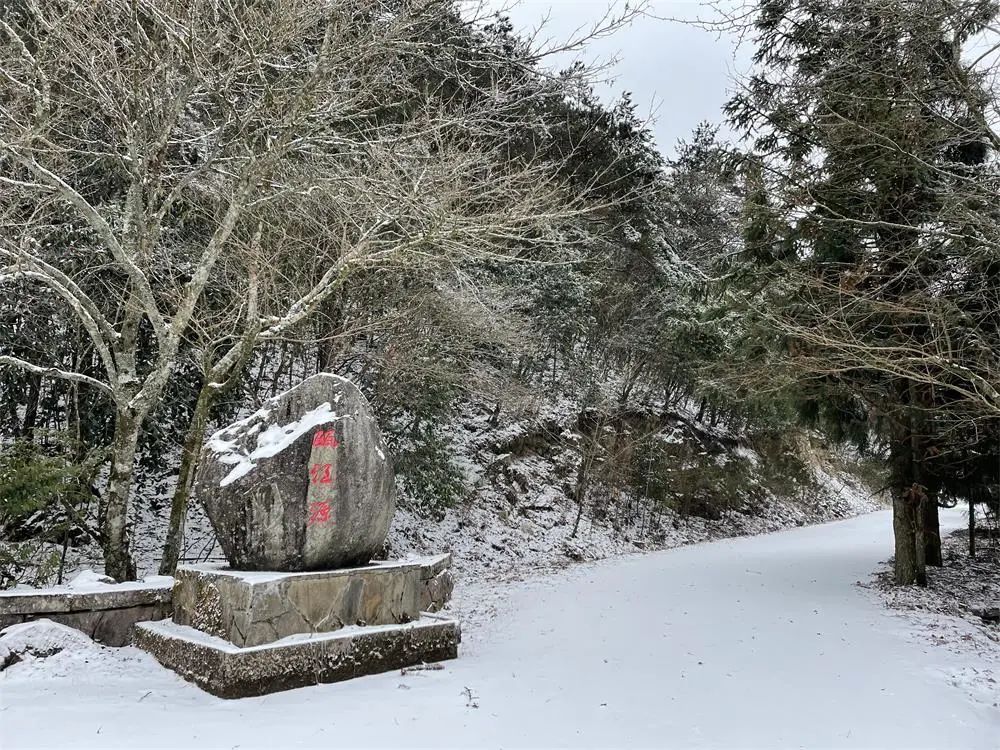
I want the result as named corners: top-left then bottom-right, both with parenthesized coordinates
top-left (195, 374), bottom-right (394, 571)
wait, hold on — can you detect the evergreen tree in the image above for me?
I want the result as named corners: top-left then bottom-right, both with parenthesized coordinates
top-left (727, 0), bottom-right (1000, 584)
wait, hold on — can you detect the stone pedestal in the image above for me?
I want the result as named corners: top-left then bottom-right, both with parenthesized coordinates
top-left (135, 615), bottom-right (460, 699)
top-left (142, 376), bottom-right (459, 697)
top-left (135, 554), bottom-right (459, 698)
top-left (172, 555), bottom-right (453, 648)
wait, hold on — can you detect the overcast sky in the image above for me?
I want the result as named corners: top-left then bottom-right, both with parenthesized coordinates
top-left (495, 1), bottom-right (753, 157)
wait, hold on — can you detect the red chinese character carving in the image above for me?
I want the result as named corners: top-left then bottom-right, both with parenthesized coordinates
top-left (307, 501), bottom-right (331, 526)
top-left (309, 463), bottom-right (333, 484)
top-left (312, 430), bottom-right (341, 448)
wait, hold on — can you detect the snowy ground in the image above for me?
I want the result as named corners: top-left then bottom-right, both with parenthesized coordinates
top-left (3, 509), bottom-right (998, 749)
top-left (863, 511), bottom-right (1000, 712)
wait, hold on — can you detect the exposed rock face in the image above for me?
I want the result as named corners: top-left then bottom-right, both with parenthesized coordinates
top-left (196, 374), bottom-right (394, 571)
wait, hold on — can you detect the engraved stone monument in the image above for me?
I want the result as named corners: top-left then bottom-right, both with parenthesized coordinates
top-left (135, 374), bottom-right (459, 698)
top-left (196, 374), bottom-right (395, 570)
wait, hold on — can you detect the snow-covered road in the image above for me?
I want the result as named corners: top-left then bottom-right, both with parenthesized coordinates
top-left (3, 509), bottom-right (998, 749)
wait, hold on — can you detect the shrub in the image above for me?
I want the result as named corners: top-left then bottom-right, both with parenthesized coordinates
top-left (0, 434), bottom-right (103, 588)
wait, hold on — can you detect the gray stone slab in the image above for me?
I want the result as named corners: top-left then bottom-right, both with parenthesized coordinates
top-left (134, 615), bottom-right (461, 698)
top-left (420, 552), bottom-right (453, 579)
top-left (172, 555), bottom-right (453, 648)
top-left (0, 582), bottom-right (174, 646)
top-left (0, 582), bottom-right (173, 615)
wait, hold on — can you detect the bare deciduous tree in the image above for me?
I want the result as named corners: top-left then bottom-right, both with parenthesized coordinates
top-left (0, 0), bottom-right (634, 579)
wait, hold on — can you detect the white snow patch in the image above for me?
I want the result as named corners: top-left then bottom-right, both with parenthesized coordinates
top-left (140, 614), bottom-right (452, 653)
top-left (0, 619), bottom-right (96, 656)
top-left (0, 620), bottom-right (114, 680)
top-left (864, 507), bottom-right (1000, 711)
top-left (66, 569), bottom-right (116, 589)
top-left (179, 557), bottom-right (441, 584)
top-left (0, 619), bottom-right (162, 682)
top-left (0, 571), bottom-right (173, 598)
top-left (208, 402), bottom-right (343, 487)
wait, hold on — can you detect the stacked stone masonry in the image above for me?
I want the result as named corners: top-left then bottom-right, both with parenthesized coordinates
top-left (172, 554), bottom-right (454, 648)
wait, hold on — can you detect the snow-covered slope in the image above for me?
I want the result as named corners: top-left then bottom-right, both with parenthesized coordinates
top-left (385, 402), bottom-right (883, 585)
top-left (48, 398), bottom-right (883, 588)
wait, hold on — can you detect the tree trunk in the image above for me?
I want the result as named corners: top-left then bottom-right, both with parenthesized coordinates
top-left (619, 361), bottom-right (644, 404)
top-left (889, 429), bottom-right (925, 586)
top-left (913, 489), bottom-right (927, 578)
top-left (922, 498), bottom-right (942, 567)
top-left (20, 373), bottom-right (41, 438)
top-left (906, 380), bottom-right (942, 568)
top-left (158, 385), bottom-right (215, 575)
top-left (317, 292), bottom-right (344, 372)
top-left (571, 446), bottom-right (593, 538)
top-left (695, 397), bottom-right (707, 422)
top-left (270, 342), bottom-right (289, 396)
top-left (969, 502), bottom-right (976, 559)
top-left (892, 491), bottom-right (923, 585)
top-left (102, 410), bottom-right (140, 581)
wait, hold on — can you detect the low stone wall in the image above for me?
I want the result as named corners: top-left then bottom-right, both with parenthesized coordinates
top-left (0, 582), bottom-right (173, 647)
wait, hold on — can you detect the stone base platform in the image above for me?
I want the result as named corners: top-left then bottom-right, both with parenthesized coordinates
top-left (135, 614), bottom-right (460, 699)
top-left (173, 554), bottom-right (454, 648)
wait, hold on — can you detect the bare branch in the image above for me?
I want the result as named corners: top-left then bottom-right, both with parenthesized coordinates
top-left (0, 355), bottom-right (113, 396)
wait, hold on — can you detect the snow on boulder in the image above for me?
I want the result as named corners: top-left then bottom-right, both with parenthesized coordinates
top-left (195, 374), bottom-right (395, 571)
top-left (0, 619), bottom-right (100, 670)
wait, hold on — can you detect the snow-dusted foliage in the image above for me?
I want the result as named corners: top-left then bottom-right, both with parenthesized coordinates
top-left (0, 0), bottom-right (648, 579)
